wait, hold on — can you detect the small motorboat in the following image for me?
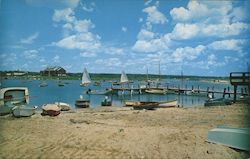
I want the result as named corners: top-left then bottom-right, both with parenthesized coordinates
top-left (145, 88), bottom-right (167, 94)
top-left (42, 104), bottom-right (61, 116)
top-left (75, 95), bottom-right (90, 108)
top-left (101, 96), bottom-right (112, 106)
top-left (55, 102), bottom-right (71, 111)
top-left (12, 105), bottom-right (37, 117)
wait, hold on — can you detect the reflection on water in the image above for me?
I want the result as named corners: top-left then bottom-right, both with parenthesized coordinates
top-left (1, 79), bottom-right (245, 108)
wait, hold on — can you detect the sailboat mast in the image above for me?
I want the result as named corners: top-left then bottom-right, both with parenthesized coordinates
top-left (158, 61), bottom-right (161, 81)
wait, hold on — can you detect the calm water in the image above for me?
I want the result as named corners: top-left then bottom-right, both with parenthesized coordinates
top-left (1, 79), bottom-right (244, 108)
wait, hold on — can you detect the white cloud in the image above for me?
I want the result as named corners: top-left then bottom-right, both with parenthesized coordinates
top-left (104, 47), bottom-right (124, 55)
top-left (23, 50), bottom-right (39, 59)
top-left (80, 1), bottom-right (95, 12)
top-left (74, 19), bottom-right (95, 32)
top-left (53, 55), bottom-right (60, 63)
top-left (208, 39), bottom-right (246, 51)
top-left (171, 23), bottom-right (200, 40)
top-left (25, 0), bottom-right (80, 9)
top-left (20, 32), bottom-right (39, 44)
top-left (80, 52), bottom-right (96, 57)
top-left (144, 0), bottom-right (153, 6)
top-left (54, 33), bottom-right (101, 51)
top-left (143, 6), bottom-right (167, 25)
top-left (121, 27), bottom-right (127, 32)
top-left (171, 45), bottom-right (205, 62)
top-left (53, 8), bottom-right (75, 23)
top-left (137, 29), bottom-right (155, 40)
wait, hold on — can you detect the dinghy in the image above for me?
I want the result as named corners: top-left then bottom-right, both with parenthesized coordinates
top-left (42, 104), bottom-right (61, 116)
top-left (75, 95), bottom-right (90, 108)
top-left (12, 105), bottom-right (37, 117)
top-left (101, 96), bottom-right (112, 106)
top-left (55, 102), bottom-right (71, 111)
top-left (206, 126), bottom-right (250, 151)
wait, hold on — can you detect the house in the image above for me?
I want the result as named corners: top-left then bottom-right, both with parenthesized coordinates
top-left (40, 66), bottom-right (66, 76)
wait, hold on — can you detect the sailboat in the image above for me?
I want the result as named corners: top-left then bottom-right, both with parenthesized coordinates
top-left (120, 71), bottom-right (129, 84)
top-left (80, 68), bottom-right (91, 86)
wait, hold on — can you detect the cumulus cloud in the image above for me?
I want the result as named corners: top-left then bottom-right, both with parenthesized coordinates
top-left (23, 50), bottom-right (39, 59)
top-left (20, 32), bottom-right (39, 44)
top-left (208, 39), bottom-right (246, 51)
top-left (53, 8), bottom-right (75, 23)
top-left (143, 6), bottom-right (167, 25)
top-left (80, 1), bottom-right (95, 12)
top-left (171, 23), bottom-right (200, 40)
top-left (171, 45), bottom-right (205, 62)
top-left (25, 0), bottom-right (80, 9)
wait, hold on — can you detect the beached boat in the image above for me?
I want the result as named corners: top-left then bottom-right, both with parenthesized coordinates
top-left (204, 98), bottom-right (232, 106)
top-left (0, 87), bottom-right (29, 115)
top-left (145, 88), bottom-right (167, 94)
top-left (206, 126), bottom-right (250, 151)
top-left (12, 105), bottom-right (37, 117)
top-left (75, 95), bottom-right (90, 108)
top-left (80, 68), bottom-right (91, 86)
top-left (42, 104), bottom-right (61, 116)
top-left (55, 102), bottom-right (71, 111)
top-left (125, 99), bottom-right (178, 110)
top-left (101, 96), bottom-right (112, 106)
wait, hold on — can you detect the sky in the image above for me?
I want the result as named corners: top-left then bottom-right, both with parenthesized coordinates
top-left (0, 0), bottom-right (250, 76)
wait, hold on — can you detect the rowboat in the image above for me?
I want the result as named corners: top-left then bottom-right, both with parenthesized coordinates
top-left (101, 97), bottom-right (112, 106)
top-left (206, 126), bottom-right (250, 151)
top-left (42, 104), bottom-right (61, 116)
top-left (204, 98), bottom-right (232, 106)
top-left (55, 102), bottom-right (71, 111)
top-left (125, 99), bottom-right (178, 110)
top-left (12, 105), bottom-right (37, 117)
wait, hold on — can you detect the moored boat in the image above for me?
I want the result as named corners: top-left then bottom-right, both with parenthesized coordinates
top-left (80, 68), bottom-right (91, 86)
top-left (42, 104), bottom-right (61, 116)
top-left (101, 96), bottom-right (112, 106)
top-left (145, 88), bottom-right (167, 94)
top-left (39, 81), bottom-right (48, 87)
top-left (75, 95), bottom-right (90, 108)
top-left (204, 98), bottom-right (232, 106)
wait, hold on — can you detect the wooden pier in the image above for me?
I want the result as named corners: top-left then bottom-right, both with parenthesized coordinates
top-left (230, 72), bottom-right (250, 101)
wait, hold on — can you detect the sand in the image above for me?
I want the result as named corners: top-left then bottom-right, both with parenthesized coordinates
top-left (0, 103), bottom-right (249, 159)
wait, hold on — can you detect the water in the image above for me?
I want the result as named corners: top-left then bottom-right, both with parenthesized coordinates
top-left (1, 79), bottom-right (246, 108)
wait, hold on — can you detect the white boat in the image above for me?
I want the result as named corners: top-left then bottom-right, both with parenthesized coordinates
top-left (120, 71), bottom-right (129, 84)
top-left (207, 127), bottom-right (250, 151)
top-left (158, 99), bottom-right (178, 108)
top-left (124, 99), bottom-right (178, 109)
top-left (12, 105), bottom-right (37, 117)
top-left (145, 88), bottom-right (167, 94)
top-left (0, 87), bottom-right (30, 115)
top-left (55, 102), bottom-right (71, 111)
top-left (80, 68), bottom-right (91, 86)
top-left (39, 81), bottom-right (48, 87)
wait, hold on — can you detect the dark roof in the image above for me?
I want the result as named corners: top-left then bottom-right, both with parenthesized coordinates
top-left (43, 66), bottom-right (65, 71)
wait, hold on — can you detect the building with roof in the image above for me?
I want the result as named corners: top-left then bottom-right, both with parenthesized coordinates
top-left (40, 66), bottom-right (66, 76)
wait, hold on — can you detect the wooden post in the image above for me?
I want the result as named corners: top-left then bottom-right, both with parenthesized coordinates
top-left (198, 85), bottom-right (200, 93)
top-left (178, 85), bottom-right (180, 95)
top-left (212, 86), bottom-right (214, 98)
top-left (207, 87), bottom-right (209, 97)
top-left (185, 84), bottom-right (187, 95)
top-left (233, 85), bottom-right (237, 102)
top-left (227, 87), bottom-right (230, 98)
top-left (223, 88), bottom-right (226, 98)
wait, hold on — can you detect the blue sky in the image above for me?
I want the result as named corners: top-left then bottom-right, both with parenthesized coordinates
top-left (0, 0), bottom-right (249, 76)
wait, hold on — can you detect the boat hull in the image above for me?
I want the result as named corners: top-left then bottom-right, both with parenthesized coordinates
top-left (12, 106), bottom-right (37, 117)
top-left (42, 104), bottom-right (61, 116)
top-left (207, 127), bottom-right (250, 151)
top-left (75, 99), bottom-right (90, 108)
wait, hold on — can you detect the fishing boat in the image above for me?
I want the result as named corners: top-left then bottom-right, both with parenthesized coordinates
top-left (206, 126), bottom-right (250, 151)
top-left (145, 88), bottom-right (167, 94)
top-left (55, 102), bottom-right (71, 111)
top-left (204, 98), bottom-right (232, 106)
top-left (42, 104), bottom-right (61, 116)
top-left (80, 68), bottom-right (91, 86)
top-left (101, 96), bottom-right (112, 106)
top-left (75, 95), bottom-right (90, 108)
top-left (0, 87), bottom-right (29, 115)
top-left (12, 105), bottom-right (37, 117)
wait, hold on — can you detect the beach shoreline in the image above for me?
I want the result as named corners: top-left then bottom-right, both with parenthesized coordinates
top-left (0, 103), bottom-right (249, 159)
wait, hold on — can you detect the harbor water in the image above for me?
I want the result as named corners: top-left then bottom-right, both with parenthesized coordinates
top-left (1, 79), bottom-right (244, 108)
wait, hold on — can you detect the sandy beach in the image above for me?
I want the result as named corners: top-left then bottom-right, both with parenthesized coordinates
top-left (0, 103), bottom-right (249, 159)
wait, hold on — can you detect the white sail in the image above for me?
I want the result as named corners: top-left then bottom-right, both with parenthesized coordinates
top-left (120, 71), bottom-right (128, 83)
top-left (81, 68), bottom-right (91, 85)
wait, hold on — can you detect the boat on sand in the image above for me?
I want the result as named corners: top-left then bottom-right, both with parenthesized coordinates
top-left (55, 102), bottom-right (71, 111)
top-left (12, 105), bottom-right (37, 117)
top-left (75, 95), bottom-right (90, 108)
top-left (42, 104), bottom-right (61, 116)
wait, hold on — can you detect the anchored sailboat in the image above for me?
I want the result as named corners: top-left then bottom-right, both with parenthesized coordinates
top-left (80, 68), bottom-right (91, 86)
top-left (120, 71), bottom-right (129, 84)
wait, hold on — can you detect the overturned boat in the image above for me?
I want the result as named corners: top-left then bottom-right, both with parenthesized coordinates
top-left (42, 104), bottom-right (61, 116)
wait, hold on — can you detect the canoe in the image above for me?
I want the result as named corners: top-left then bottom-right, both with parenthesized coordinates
top-left (204, 98), bottom-right (232, 106)
top-left (206, 127), bottom-right (250, 151)
top-left (42, 104), bottom-right (61, 116)
top-left (55, 102), bottom-right (71, 111)
top-left (12, 105), bottom-right (37, 117)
